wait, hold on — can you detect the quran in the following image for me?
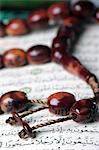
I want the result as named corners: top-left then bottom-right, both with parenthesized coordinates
top-left (0, 23), bottom-right (99, 150)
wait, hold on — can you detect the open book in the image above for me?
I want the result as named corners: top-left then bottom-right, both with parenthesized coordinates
top-left (0, 24), bottom-right (99, 150)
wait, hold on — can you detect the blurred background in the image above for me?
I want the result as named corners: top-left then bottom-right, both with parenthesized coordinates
top-left (0, 0), bottom-right (61, 21)
top-left (0, 0), bottom-right (99, 22)
top-left (0, 0), bottom-right (58, 10)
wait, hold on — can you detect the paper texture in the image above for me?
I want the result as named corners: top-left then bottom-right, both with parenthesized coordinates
top-left (0, 24), bottom-right (99, 150)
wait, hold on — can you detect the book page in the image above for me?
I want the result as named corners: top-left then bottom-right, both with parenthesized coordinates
top-left (0, 24), bottom-right (99, 150)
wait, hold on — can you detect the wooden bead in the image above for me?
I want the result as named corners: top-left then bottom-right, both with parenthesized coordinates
top-left (63, 16), bottom-right (80, 31)
top-left (0, 91), bottom-right (28, 113)
top-left (61, 52), bottom-right (93, 82)
top-left (52, 39), bottom-right (67, 64)
top-left (6, 18), bottom-right (29, 36)
top-left (27, 45), bottom-right (51, 64)
top-left (27, 9), bottom-right (48, 29)
top-left (51, 36), bottom-right (71, 63)
top-left (47, 2), bottom-right (70, 23)
top-left (52, 50), bottom-right (63, 64)
top-left (53, 52), bottom-right (93, 82)
top-left (70, 98), bottom-right (97, 122)
top-left (64, 16), bottom-right (79, 27)
top-left (0, 21), bottom-right (6, 37)
top-left (48, 92), bottom-right (76, 115)
top-left (3, 48), bottom-right (27, 68)
top-left (57, 25), bottom-right (75, 41)
top-left (52, 36), bottom-right (70, 51)
top-left (72, 1), bottom-right (95, 18)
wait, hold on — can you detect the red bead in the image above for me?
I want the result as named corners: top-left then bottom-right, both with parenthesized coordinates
top-left (6, 18), bottom-right (29, 36)
top-left (51, 36), bottom-right (71, 63)
top-left (0, 91), bottom-right (28, 113)
top-left (52, 36), bottom-right (70, 51)
top-left (63, 16), bottom-right (80, 31)
top-left (47, 2), bottom-right (70, 23)
top-left (70, 98), bottom-right (97, 122)
top-left (27, 45), bottom-right (51, 64)
top-left (72, 1), bottom-right (95, 18)
top-left (57, 25), bottom-right (75, 41)
top-left (3, 48), bottom-right (27, 68)
top-left (27, 9), bottom-right (48, 29)
top-left (52, 42), bottom-right (66, 64)
top-left (64, 16), bottom-right (79, 27)
top-left (0, 21), bottom-right (6, 37)
top-left (0, 55), bottom-right (3, 68)
top-left (61, 52), bottom-right (93, 82)
top-left (48, 92), bottom-right (76, 115)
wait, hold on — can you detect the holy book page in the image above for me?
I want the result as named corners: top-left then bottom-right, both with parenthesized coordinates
top-left (0, 24), bottom-right (99, 150)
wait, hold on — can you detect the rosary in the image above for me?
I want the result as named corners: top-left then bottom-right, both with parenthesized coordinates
top-left (0, 1), bottom-right (99, 139)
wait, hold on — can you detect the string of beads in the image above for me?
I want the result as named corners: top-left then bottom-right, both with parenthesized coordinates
top-left (0, 1), bottom-right (99, 139)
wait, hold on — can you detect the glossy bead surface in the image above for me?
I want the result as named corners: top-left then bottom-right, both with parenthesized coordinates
top-left (6, 18), bottom-right (29, 36)
top-left (52, 36), bottom-right (70, 51)
top-left (0, 21), bottom-right (6, 37)
top-left (70, 98), bottom-right (97, 122)
top-left (27, 9), bottom-right (48, 29)
top-left (57, 25), bottom-right (75, 41)
top-left (27, 45), bottom-right (51, 64)
top-left (61, 52), bottom-right (93, 82)
top-left (64, 16), bottom-right (80, 31)
top-left (64, 16), bottom-right (79, 27)
top-left (72, 1), bottom-right (95, 17)
top-left (51, 36), bottom-right (71, 63)
top-left (0, 91), bottom-right (28, 113)
top-left (3, 48), bottom-right (27, 68)
top-left (0, 55), bottom-right (3, 68)
top-left (48, 92), bottom-right (76, 115)
top-left (47, 2), bottom-right (70, 23)
top-left (95, 8), bottom-right (99, 22)
top-left (52, 43), bottom-right (65, 64)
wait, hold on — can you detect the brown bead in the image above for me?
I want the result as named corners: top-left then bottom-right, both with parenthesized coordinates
top-left (48, 92), bottom-right (76, 115)
top-left (64, 16), bottom-right (80, 31)
top-left (64, 16), bottom-right (79, 27)
top-left (52, 50), bottom-right (63, 64)
top-left (57, 25), bottom-right (75, 41)
top-left (27, 45), bottom-right (51, 64)
top-left (70, 98), bottom-right (97, 122)
top-left (6, 18), bottom-right (29, 36)
top-left (54, 26), bottom-right (75, 58)
top-left (27, 9), bottom-right (48, 29)
top-left (51, 36), bottom-right (68, 64)
top-left (72, 1), bottom-right (95, 18)
top-left (51, 36), bottom-right (71, 63)
top-left (0, 91), bottom-right (28, 113)
top-left (0, 55), bottom-right (3, 68)
top-left (0, 21), bottom-right (6, 37)
top-left (61, 52), bottom-right (93, 82)
top-left (53, 51), bottom-right (93, 82)
top-left (47, 2), bottom-right (70, 23)
top-left (3, 48), bottom-right (27, 68)
top-left (52, 36), bottom-right (70, 51)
